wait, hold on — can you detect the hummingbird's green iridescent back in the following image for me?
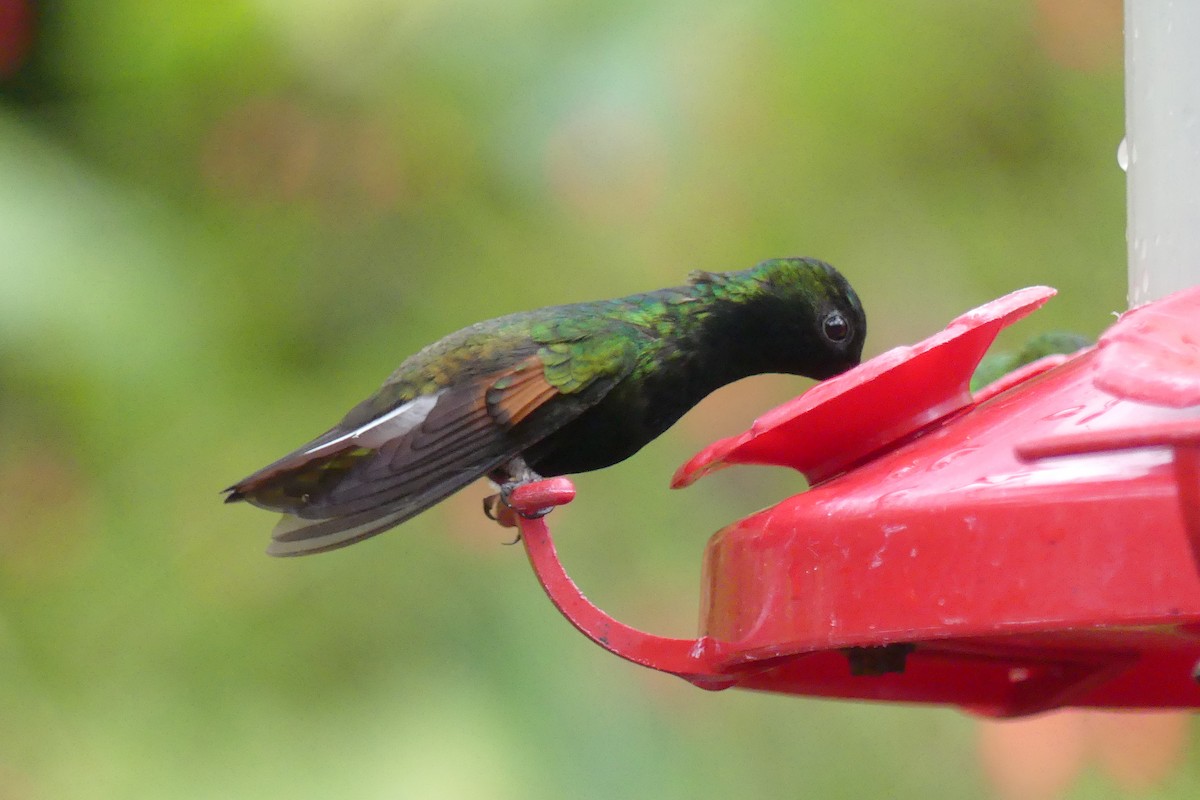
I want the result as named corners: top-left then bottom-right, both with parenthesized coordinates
top-left (226, 257), bottom-right (866, 555)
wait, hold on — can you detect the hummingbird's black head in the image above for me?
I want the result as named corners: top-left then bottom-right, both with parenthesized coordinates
top-left (720, 257), bottom-right (867, 380)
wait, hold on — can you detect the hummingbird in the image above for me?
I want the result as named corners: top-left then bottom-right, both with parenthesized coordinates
top-left (970, 331), bottom-right (1092, 392)
top-left (225, 257), bottom-right (867, 556)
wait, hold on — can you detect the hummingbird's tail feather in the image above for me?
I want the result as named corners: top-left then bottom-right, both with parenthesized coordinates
top-left (233, 440), bottom-right (515, 555)
top-left (262, 466), bottom-right (494, 556)
top-left (222, 437), bottom-right (373, 511)
top-left (225, 383), bottom-right (539, 554)
top-left (266, 506), bottom-right (415, 556)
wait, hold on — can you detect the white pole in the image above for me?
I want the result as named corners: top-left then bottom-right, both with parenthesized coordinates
top-left (1125, 1), bottom-right (1200, 306)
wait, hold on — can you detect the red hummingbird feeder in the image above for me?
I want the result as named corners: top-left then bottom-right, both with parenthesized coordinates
top-left (510, 284), bottom-right (1200, 717)
top-left (507, 0), bottom-right (1200, 717)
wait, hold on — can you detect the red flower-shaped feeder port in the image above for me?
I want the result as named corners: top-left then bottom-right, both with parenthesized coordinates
top-left (510, 285), bottom-right (1200, 717)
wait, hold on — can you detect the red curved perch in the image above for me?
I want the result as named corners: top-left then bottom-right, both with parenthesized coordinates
top-left (509, 479), bottom-right (736, 690)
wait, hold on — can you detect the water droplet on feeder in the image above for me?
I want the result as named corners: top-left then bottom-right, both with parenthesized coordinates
top-left (1117, 136), bottom-right (1129, 171)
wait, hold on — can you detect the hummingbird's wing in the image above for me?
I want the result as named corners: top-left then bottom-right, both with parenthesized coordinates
top-left (226, 333), bottom-right (639, 556)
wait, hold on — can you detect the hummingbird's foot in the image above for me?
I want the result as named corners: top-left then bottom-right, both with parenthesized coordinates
top-left (481, 492), bottom-right (523, 543)
top-left (482, 492), bottom-right (520, 528)
top-left (481, 483), bottom-right (551, 531)
top-left (483, 457), bottom-right (553, 528)
top-left (481, 487), bottom-right (549, 544)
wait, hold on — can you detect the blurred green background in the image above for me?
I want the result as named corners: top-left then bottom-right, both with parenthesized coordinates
top-left (4, 1), bottom-right (1194, 798)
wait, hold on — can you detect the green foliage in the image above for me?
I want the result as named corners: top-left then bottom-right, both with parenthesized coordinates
top-left (0, 2), bottom-right (1162, 798)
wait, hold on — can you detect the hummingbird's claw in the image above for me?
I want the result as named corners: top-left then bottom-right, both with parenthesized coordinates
top-left (480, 495), bottom-right (521, 543)
top-left (482, 492), bottom-right (519, 528)
top-left (482, 484), bottom-right (552, 533)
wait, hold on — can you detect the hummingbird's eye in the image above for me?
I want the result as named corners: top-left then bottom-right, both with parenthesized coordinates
top-left (822, 311), bottom-right (851, 343)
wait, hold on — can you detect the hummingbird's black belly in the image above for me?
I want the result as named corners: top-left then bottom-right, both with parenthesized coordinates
top-left (523, 408), bottom-right (648, 476)
top-left (521, 372), bottom-right (705, 477)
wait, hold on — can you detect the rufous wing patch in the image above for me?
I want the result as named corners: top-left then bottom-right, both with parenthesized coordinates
top-left (485, 356), bottom-right (560, 427)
